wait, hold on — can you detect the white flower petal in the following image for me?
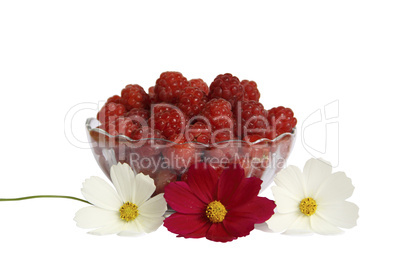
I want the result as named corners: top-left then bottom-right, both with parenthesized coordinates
top-left (315, 171), bottom-right (354, 203)
top-left (117, 231), bottom-right (145, 237)
top-left (88, 221), bottom-right (126, 235)
top-left (132, 173), bottom-right (156, 206)
top-left (274, 165), bottom-right (306, 200)
top-left (119, 219), bottom-right (143, 234)
top-left (267, 212), bottom-right (301, 233)
top-left (310, 214), bottom-right (343, 235)
top-left (81, 176), bottom-right (123, 210)
top-left (284, 215), bottom-right (313, 235)
top-left (135, 215), bottom-right (165, 233)
top-left (74, 206), bottom-right (120, 229)
top-left (303, 158), bottom-right (333, 196)
top-left (138, 193), bottom-right (167, 218)
top-left (317, 201), bottom-right (359, 229)
top-left (110, 163), bottom-right (135, 202)
top-left (271, 186), bottom-right (300, 213)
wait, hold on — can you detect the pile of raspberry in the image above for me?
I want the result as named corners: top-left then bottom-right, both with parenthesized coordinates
top-left (96, 71), bottom-right (297, 194)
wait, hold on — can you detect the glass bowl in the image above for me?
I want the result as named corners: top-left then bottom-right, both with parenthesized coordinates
top-left (86, 117), bottom-right (296, 194)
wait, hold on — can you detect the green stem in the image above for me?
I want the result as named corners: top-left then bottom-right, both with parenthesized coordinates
top-left (0, 195), bottom-right (91, 204)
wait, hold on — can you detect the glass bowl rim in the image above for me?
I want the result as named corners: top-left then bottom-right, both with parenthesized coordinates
top-left (86, 117), bottom-right (296, 147)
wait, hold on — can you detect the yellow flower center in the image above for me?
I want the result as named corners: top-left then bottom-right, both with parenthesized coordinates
top-left (119, 202), bottom-right (139, 222)
top-left (206, 201), bottom-right (227, 223)
top-left (299, 197), bottom-right (317, 216)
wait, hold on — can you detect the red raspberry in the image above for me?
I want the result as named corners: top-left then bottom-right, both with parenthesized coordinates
top-left (235, 100), bottom-right (268, 137)
top-left (99, 117), bottom-right (138, 137)
top-left (106, 95), bottom-right (124, 105)
top-left (163, 134), bottom-right (198, 172)
top-left (176, 87), bottom-right (208, 118)
top-left (121, 84), bottom-right (150, 110)
top-left (148, 86), bottom-right (157, 104)
top-left (131, 126), bottom-right (165, 140)
top-left (149, 108), bottom-right (187, 139)
top-left (241, 80), bottom-right (260, 102)
top-left (242, 133), bottom-right (265, 143)
top-left (209, 73), bottom-right (244, 106)
top-left (154, 71), bottom-right (189, 103)
top-left (242, 134), bottom-right (271, 178)
top-left (200, 98), bottom-right (233, 130)
top-left (242, 134), bottom-right (270, 159)
top-left (185, 122), bottom-right (212, 144)
top-left (97, 102), bottom-right (126, 124)
top-left (130, 127), bottom-right (166, 157)
top-left (151, 103), bottom-right (176, 116)
top-left (114, 117), bottom-right (139, 137)
top-left (125, 108), bottom-right (150, 128)
top-left (265, 106), bottom-right (297, 139)
top-left (153, 170), bottom-right (178, 196)
top-left (205, 130), bottom-right (238, 167)
top-left (180, 171), bottom-right (189, 182)
top-left (189, 78), bottom-right (209, 95)
top-left (211, 130), bottom-right (237, 144)
top-left (211, 131), bottom-right (239, 158)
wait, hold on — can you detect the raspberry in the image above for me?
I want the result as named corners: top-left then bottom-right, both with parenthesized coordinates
top-left (163, 134), bottom-right (198, 172)
top-left (176, 87), bottom-right (208, 118)
top-left (131, 126), bottom-right (165, 140)
top-left (185, 121), bottom-right (212, 144)
top-left (235, 100), bottom-right (268, 137)
top-left (241, 134), bottom-right (271, 178)
top-left (97, 102), bottom-right (126, 124)
top-left (242, 134), bottom-right (270, 159)
top-left (154, 71), bottom-right (189, 103)
top-left (148, 86), bottom-right (157, 104)
top-left (189, 78), bottom-right (209, 95)
top-left (265, 106), bottom-right (297, 139)
top-left (121, 84), bottom-right (150, 110)
top-left (205, 130), bottom-right (238, 166)
top-left (125, 108), bottom-right (150, 128)
top-left (149, 108), bottom-right (187, 139)
top-left (151, 103), bottom-right (175, 116)
top-left (99, 117), bottom-right (138, 137)
top-left (242, 133), bottom-right (264, 143)
top-left (209, 73), bottom-right (244, 106)
top-left (153, 170), bottom-right (178, 196)
top-left (200, 98), bottom-right (233, 130)
top-left (106, 95), bottom-right (124, 105)
top-left (241, 80), bottom-right (260, 102)
top-left (211, 130), bottom-right (236, 144)
top-left (130, 127), bottom-right (166, 157)
top-left (180, 171), bottom-right (189, 182)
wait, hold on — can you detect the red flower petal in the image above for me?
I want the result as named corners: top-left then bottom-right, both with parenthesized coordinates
top-left (164, 213), bottom-right (210, 238)
top-left (186, 163), bottom-right (219, 204)
top-left (206, 223), bottom-right (237, 243)
top-left (164, 181), bottom-right (206, 214)
top-left (229, 196), bottom-right (276, 224)
top-left (225, 177), bottom-right (262, 210)
top-left (223, 213), bottom-right (256, 238)
top-left (217, 164), bottom-right (245, 205)
top-left (178, 224), bottom-right (211, 239)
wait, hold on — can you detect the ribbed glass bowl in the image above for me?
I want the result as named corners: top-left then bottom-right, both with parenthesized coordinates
top-left (86, 117), bottom-right (296, 193)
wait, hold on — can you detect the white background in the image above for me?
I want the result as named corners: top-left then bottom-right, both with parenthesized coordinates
top-left (0, 1), bottom-right (401, 267)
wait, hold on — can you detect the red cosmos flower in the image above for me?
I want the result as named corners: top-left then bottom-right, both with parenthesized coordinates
top-left (163, 163), bottom-right (276, 242)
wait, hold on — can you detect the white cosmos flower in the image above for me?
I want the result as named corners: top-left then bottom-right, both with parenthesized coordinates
top-left (74, 163), bottom-right (167, 236)
top-left (267, 158), bottom-right (359, 235)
